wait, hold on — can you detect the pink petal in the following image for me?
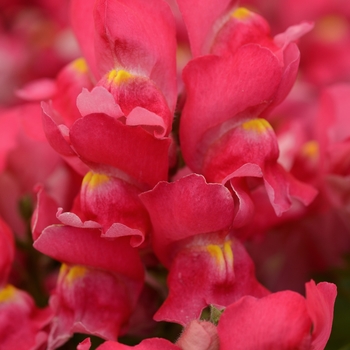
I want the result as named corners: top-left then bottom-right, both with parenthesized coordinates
top-left (56, 208), bottom-right (102, 229)
top-left (77, 87), bottom-right (123, 119)
top-left (96, 338), bottom-right (180, 350)
top-left (41, 102), bottom-right (89, 176)
top-left (126, 107), bottom-right (167, 138)
top-left (52, 58), bottom-right (94, 128)
top-left (48, 265), bottom-right (140, 347)
top-left (274, 22), bottom-right (314, 48)
top-left (176, 320), bottom-right (219, 350)
top-left (139, 174), bottom-right (235, 266)
top-left (70, 0), bottom-right (98, 79)
top-left (201, 119), bottom-right (317, 217)
top-left (155, 238), bottom-right (269, 325)
top-left (0, 107), bottom-right (20, 172)
top-left (15, 78), bottom-right (57, 101)
top-left (0, 286), bottom-right (52, 350)
top-left (317, 84), bottom-right (350, 156)
top-left (31, 185), bottom-right (61, 241)
top-left (69, 113), bottom-right (170, 188)
top-left (102, 223), bottom-right (145, 248)
top-left (77, 171), bottom-right (150, 246)
top-left (0, 218), bottom-right (14, 286)
top-left (217, 291), bottom-right (312, 349)
top-left (305, 280), bottom-right (337, 350)
top-left (41, 102), bottom-right (76, 157)
top-left (180, 45), bottom-right (282, 171)
top-left (176, 0), bottom-right (237, 57)
top-left (33, 225), bottom-right (144, 281)
top-left (78, 338), bottom-right (91, 350)
top-left (93, 0), bottom-right (177, 111)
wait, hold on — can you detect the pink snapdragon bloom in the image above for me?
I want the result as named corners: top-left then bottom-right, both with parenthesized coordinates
top-left (0, 217), bottom-right (14, 286)
top-left (240, 0), bottom-right (350, 87)
top-left (53, 170), bottom-right (151, 246)
top-left (70, 0), bottom-right (177, 137)
top-left (140, 174), bottom-right (269, 325)
top-left (32, 197), bottom-right (145, 291)
top-left (0, 0), bottom-right (79, 105)
top-left (32, 195), bottom-right (145, 347)
top-left (0, 216), bottom-right (52, 349)
top-left (80, 319), bottom-right (218, 350)
top-left (79, 337), bottom-right (181, 350)
top-left (176, 320), bottom-right (219, 350)
top-left (0, 103), bottom-right (79, 237)
top-left (76, 171), bottom-right (150, 243)
top-left (239, 83), bottom-right (350, 292)
top-left (217, 280), bottom-right (336, 350)
top-left (0, 284), bottom-right (52, 350)
top-left (279, 0), bottom-right (350, 87)
top-left (47, 263), bottom-right (141, 349)
top-left (42, 0), bottom-right (177, 189)
top-left (178, 2), bottom-right (316, 226)
top-left (33, 226), bottom-right (144, 347)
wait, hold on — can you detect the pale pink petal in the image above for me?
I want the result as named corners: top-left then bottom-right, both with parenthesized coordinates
top-left (76, 87), bottom-right (123, 119)
top-left (176, 320), bottom-right (219, 350)
top-left (15, 78), bottom-right (57, 101)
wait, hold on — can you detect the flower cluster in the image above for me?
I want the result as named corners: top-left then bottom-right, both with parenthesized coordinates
top-left (2, 0), bottom-right (350, 348)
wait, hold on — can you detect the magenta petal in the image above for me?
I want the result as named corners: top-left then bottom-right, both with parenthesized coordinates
top-left (69, 113), bottom-right (170, 188)
top-left (305, 280), bottom-right (337, 350)
top-left (33, 225), bottom-right (143, 281)
top-left (217, 291), bottom-right (312, 350)
top-left (139, 174), bottom-right (235, 266)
